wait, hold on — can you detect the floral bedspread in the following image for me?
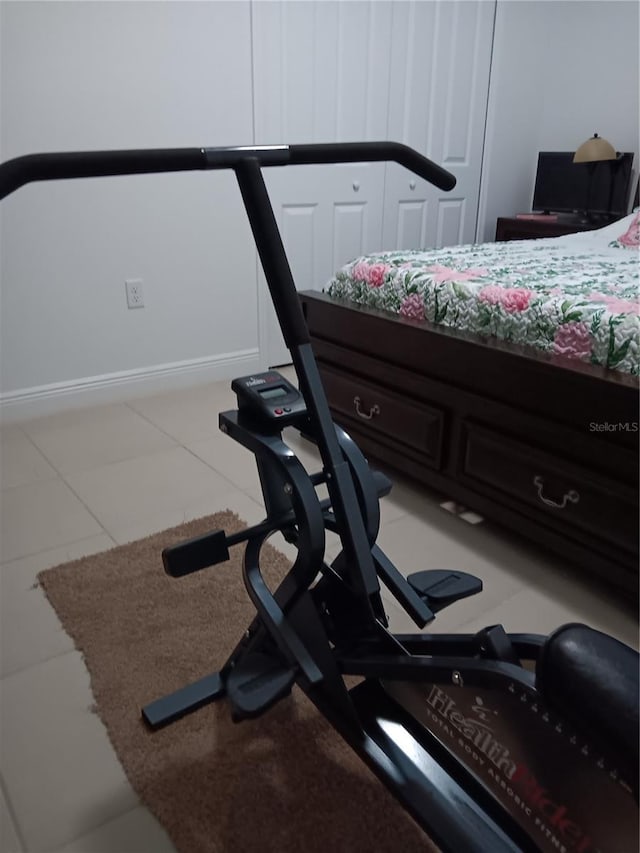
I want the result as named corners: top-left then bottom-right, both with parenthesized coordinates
top-left (326, 238), bottom-right (640, 375)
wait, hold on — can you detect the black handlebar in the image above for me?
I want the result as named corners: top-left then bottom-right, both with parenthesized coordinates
top-left (0, 148), bottom-right (207, 200)
top-left (0, 142), bottom-right (455, 200)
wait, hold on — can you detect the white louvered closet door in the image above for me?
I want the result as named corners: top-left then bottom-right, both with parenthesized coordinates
top-left (252, 0), bottom-right (496, 367)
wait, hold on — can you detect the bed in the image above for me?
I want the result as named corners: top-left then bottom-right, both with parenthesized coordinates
top-left (299, 213), bottom-right (639, 599)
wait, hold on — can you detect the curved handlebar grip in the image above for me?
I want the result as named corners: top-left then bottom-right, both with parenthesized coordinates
top-left (288, 142), bottom-right (456, 191)
top-left (0, 148), bottom-right (208, 200)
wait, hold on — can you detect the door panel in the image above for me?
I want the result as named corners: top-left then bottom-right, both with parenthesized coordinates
top-left (382, 0), bottom-right (496, 249)
top-left (259, 164), bottom-right (386, 365)
top-left (252, 0), bottom-right (394, 144)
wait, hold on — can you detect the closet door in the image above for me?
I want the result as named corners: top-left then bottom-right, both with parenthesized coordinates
top-left (381, 0), bottom-right (496, 249)
top-left (252, 0), bottom-right (394, 367)
top-left (252, 0), bottom-right (496, 366)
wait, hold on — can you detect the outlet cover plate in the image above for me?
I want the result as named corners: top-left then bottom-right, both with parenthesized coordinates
top-left (125, 279), bottom-right (144, 309)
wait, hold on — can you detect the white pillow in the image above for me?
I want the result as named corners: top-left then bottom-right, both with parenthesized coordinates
top-left (558, 212), bottom-right (638, 247)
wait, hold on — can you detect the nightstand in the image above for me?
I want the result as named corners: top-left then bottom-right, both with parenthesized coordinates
top-left (495, 216), bottom-right (605, 242)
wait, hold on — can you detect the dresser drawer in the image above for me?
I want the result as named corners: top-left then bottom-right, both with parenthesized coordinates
top-left (319, 365), bottom-right (444, 468)
top-left (461, 423), bottom-right (638, 552)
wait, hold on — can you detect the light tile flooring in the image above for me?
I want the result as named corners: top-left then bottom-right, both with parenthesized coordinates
top-left (0, 372), bottom-right (637, 852)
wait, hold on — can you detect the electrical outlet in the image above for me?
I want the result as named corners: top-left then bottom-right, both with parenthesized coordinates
top-left (125, 279), bottom-right (144, 309)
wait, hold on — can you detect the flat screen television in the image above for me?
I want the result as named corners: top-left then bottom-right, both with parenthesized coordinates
top-left (532, 151), bottom-right (634, 218)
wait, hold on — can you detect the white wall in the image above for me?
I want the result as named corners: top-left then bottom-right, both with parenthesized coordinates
top-left (478, 0), bottom-right (639, 242)
top-left (1, 1), bottom-right (259, 416)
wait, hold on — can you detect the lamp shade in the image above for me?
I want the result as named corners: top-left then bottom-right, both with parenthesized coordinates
top-left (573, 133), bottom-right (617, 163)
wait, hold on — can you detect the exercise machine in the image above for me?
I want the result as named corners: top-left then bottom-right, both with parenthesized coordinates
top-left (1, 142), bottom-right (637, 853)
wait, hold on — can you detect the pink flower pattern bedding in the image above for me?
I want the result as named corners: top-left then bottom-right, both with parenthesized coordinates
top-left (326, 229), bottom-right (640, 375)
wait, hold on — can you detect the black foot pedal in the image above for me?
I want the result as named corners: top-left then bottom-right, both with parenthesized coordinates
top-left (407, 570), bottom-right (482, 613)
top-left (162, 529), bottom-right (230, 577)
top-left (227, 652), bottom-right (296, 720)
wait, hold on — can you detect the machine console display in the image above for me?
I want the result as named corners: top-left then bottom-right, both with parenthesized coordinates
top-left (231, 371), bottom-right (307, 426)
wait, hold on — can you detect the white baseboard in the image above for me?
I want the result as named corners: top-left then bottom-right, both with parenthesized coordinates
top-left (0, 349), bottom-right (262, 423)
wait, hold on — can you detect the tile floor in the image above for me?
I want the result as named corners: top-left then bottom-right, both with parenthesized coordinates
top-left (0, 371), bottom-right (637, 852)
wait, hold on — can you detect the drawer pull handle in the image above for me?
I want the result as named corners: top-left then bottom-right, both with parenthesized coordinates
top-left (533, 476), bottom-right (580, 509)
top-left (353, 396), bottom-right (380, 420)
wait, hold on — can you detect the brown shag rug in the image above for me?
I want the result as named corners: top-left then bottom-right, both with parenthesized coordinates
top-left (38, 510), bottom-right (437, 853)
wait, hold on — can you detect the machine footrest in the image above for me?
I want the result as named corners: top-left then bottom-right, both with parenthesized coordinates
top-left (162, 529), bottom-right (230, 577)
top-left (227, 652), bottom-right (296, 719)
top-left (142, 672), bottom-right (224, 729)
top-left (407, 570), bottom-right (482, 613)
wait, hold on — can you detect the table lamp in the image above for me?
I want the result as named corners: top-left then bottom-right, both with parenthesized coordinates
top-left (573, 133), bottom-right (617, 222)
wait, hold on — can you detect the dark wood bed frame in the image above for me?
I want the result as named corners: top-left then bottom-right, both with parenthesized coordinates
top-left (300, 291), bottom-right (639, 602)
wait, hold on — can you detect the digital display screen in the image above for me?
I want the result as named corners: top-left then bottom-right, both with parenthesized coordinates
top-left (258, 386), bottom-right (288, 400)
